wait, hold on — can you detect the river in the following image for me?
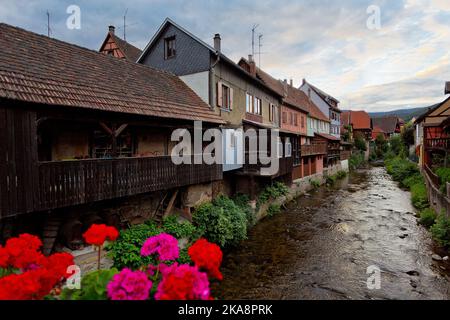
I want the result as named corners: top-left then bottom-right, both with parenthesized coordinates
top-left (214, 167), bottom-right (450, 300)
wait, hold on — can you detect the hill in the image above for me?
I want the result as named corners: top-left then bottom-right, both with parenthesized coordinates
top-left (368, 107), bottom-right (428, 122)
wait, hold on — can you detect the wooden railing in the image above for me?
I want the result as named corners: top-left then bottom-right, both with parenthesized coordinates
top-left (425, 138), bottom-right (450, 150)
top-left (242, 153), bottom-right (293, 177)
top-left (424, 164), bottom-right (440, 188)
top-left (301, 144), bottom-right (327, 156)
top-left (36, 156), bottom-right (222, 211)
top-left (327, 149), bottom-right (341, 159)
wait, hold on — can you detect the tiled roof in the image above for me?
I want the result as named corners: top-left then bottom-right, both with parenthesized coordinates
top-left (238, 58), bottom-right (309, 113)
top-left (371, 116), bottom-right (399, 134)
top-left (341, 111), bottom-right (371, 130)
top-left (111, 34), bottom-right (143, 62)
top-left (315, 132), bottom-right (340, 141)
top-left (303, 80), bottom-right (340, 111)
top-left (0, 23), bottom-right (223, 124)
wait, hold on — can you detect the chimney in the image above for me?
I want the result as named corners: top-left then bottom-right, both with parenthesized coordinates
top-left (282, 79), bottom-right (288, 96)
top-left (302, 78), bottom-right (306, 86)
top-left (290, 79), bottom-right (293, 87)
top-left (214, 34), bottom-right (221, 52)
top-left (248, 54), bottom-right (256, 76)
top-left (109, 25), bottom-right (115, 34)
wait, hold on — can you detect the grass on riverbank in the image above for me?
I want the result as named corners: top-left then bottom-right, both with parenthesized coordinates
top-left (384, 155), bottom-right (450, 249)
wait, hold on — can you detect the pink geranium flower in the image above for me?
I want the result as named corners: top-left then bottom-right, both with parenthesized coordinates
top-left (141, 233), bottom-right (179, 261)
top-left (107, 268), bottom-right (152, 301)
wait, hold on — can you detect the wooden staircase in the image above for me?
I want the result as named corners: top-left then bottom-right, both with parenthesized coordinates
top-left (154, 189), bottom-right (179, 223)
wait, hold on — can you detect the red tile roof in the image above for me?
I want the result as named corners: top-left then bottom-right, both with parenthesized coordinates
top-left (341, 111), bottom-right (371, 130)
top-left (0, 23), bottom-right (223, 124)
top-left (238, 58), bottom-right (309, 113)
top-left (315, 132), bottom-right (340, 141)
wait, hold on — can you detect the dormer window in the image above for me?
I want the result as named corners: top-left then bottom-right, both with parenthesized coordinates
top-left (164, 36), bottom-right (176, 59)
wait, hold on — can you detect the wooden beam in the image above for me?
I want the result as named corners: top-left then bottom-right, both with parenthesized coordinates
top-left (115, 124), bottom-right (128, 137)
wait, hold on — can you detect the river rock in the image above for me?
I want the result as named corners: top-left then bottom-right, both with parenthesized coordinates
top-left (443, 256), bottom-right (449, 261)
top-left (432, 254), bottom-right (443, 261)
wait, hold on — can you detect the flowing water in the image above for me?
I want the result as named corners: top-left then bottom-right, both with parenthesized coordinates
top-left (214, 167), bottom-right (450, 300)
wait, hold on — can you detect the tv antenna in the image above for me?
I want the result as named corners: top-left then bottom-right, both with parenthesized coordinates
top-left (258, 34), bottom-right (263, 67)
top-left (123, 8), bottom-right (128, 41)
top-left (46, 10), bottom-right (51, 37)
top-left (251, 24), bottom-right (259, 57)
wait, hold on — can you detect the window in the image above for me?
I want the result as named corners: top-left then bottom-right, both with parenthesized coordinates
top-left (285, 137), bottom-right (292, 157)
top-left (282, 112), bottom-right (287, 124)
top-left (277, 137), bottom-right (283, 158)
top-left (301, 116), bottom-right (305, 129)
top-left (294, 114), bottom-right (298, 126)
top-left (164, 36), bottom-right (176, 59)
top-left (246, 93), bottom-right (253, 113)
top-left (269, 104), bottom-right (277, 123)
top-left (218, 83), bottom-right (233, 110)
top-left (254, 97), bottom-right (262, 115)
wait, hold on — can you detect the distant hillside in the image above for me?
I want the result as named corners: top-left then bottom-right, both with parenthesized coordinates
top-left (368, 107), bottom-right (429, 122)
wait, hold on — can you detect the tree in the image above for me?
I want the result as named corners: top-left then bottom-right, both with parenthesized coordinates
top-left (375, 134), bottom-right (388, 157)
top-left (354, 134), bottom-right (367, 152)
top-left (401, 123), bottom-right (415, 147)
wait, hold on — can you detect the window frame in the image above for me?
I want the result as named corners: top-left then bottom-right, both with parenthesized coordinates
top-left (164, 36), bottom-right (176, 60)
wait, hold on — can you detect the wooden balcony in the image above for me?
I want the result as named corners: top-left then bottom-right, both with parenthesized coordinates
top-left (424, 138), bottom-right (450, 151)
top-left (301, 144), bottom-right (327, 156)
top-left (327, 149), bottom-right (341, 159)
top-left (242, 153), bottom-right (293, 177)
top-left (2, 156), bottom-right (222, 216)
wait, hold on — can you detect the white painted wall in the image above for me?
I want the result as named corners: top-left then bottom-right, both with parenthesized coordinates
top-left (180, 71), bottom-right (209, 104)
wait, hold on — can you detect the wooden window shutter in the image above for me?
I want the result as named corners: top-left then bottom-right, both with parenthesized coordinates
top-left (217, 81), bottom-right (223, 107)
top-left (269, 104), bottom-right (272, 121)
top-left (229, 87), bottom-right (234, 110)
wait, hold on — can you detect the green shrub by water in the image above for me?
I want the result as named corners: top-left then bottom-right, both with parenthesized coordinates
top-left (419, 208), bottom-right (437, 228)
top-left (193, 195), bottom-right (247, 248)
top-left (430, 213), bottom-right (450, 247)
top-left (435, 167), bottom-right (450, 193)
top-left (233, 193), bottom-right (255, 228)
top-left (267, 203), bottom-right (281, 217)
top-left (349, 152), bottom-right (365, 170)
top-left (410, 182), bottom-right (429, 210)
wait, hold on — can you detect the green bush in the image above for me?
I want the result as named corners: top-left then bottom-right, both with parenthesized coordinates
top-left (192, 196), bottom-right (247, 248)
top-left (354, 135), bottom-right (367, 151)
top-left (336, 171), bottom-right (347, 179)
top-left (61, 269), bottom-right (119, 300)
top-left (385, 157), bottom-right (419, 183)
top-left (430, 213), bottom-right (450, 247)
top-left (326, 174), bottom-right (337, 185)
top-left (419, 208), bottom-right (437, 228)
top-left (410, 182), bottom-right (429, 210)
top-left (310, 179), bottom-right (321, 189)
top-left (233, 193), bottom-right (255, 228)
top-left (162, 215), bottom-right (200, 240)
top-left (435, 167), bottom-right (450, 193)
top-left (401, 173), bottom-right (423, 189)
top-left (267, 203), bottom-right (281, 217)
top-left (349, 152), bottom-right (365, 170)
top-left (106, 223), bottom-right (162, 270)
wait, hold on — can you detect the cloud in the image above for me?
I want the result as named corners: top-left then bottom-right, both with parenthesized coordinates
top-left (0, 0), bottom-right (448, 112)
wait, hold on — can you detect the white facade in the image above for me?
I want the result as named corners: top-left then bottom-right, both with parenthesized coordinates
top-left (179, 71), bottom-right (209, 104)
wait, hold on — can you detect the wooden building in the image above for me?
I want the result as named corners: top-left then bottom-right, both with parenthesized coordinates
top-left (0, 23), bottom-right (224, 249)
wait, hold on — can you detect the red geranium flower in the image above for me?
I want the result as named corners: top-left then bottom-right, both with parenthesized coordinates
top-left (188, 238), bottom-right (223, 281)
top-left (4, 234), bottom-right (45, 270)
top-left (0, 246), bottom-right (9, 269)
top-left (82, 224), bottom-right (119, 246)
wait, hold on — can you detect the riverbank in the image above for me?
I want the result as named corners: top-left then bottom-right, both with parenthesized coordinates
top-left (213, 167), bottom-right (449, 299)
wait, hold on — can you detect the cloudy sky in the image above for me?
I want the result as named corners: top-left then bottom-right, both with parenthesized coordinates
top-left (1, 0), bottom-right (449, 112)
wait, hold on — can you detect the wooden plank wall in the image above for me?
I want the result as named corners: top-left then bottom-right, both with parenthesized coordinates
top-left (0, 107), bottom-right (38, 218)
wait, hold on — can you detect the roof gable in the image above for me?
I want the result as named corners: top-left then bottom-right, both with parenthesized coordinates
top-left (371, 116), bottom-right (399, 133)
top-left (99, 31), bottom-right (142, 62)
top-left (341, 111), bottom-right (371, 130)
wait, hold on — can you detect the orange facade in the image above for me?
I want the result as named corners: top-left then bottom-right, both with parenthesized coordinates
top-left (281, 105), bottom-right (308, 136)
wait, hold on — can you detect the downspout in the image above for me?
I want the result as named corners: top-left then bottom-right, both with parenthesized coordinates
top-left (209, 51), bottom-right (221, 111)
